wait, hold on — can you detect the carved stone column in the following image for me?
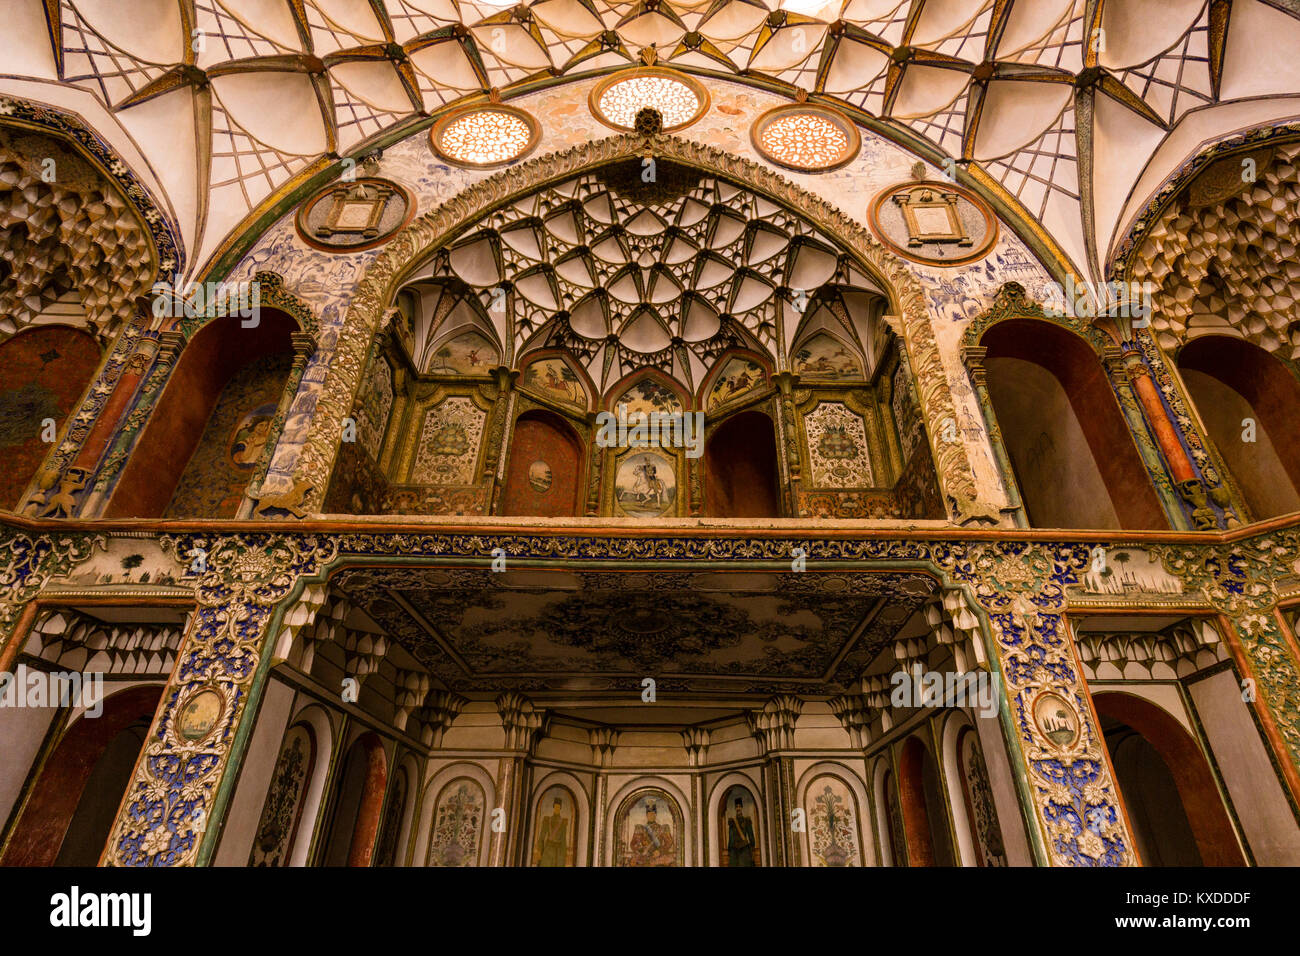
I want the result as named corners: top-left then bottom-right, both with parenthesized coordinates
top-left (960, 346), bottom-right (1028, 528)
top-left (78, 330), bottom-right (186, 517)
top-left (1117, 346), bottom-right (1222, 529)
top-left (589, 728), bottom-right (618, 865)
top-left (1099, 346), bottom-right (1196, 529)
top-left (746, 694), bottom-right (803, 866)
top-left (583, 411), bottom-right (603, 517)
top-left (492, 692), bottom-right (545, 866)
top-left (773, 372), bottom-right (803, 515)
top-left (238, 331), bottom-right (317, 518)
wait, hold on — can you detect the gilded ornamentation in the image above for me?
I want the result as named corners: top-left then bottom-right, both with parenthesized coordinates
top-left (101, 532), bottom-right (338, 866)
top-left (286, 134), bottom-right (985, 522)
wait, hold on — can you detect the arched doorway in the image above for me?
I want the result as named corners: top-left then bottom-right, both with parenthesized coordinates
top-left (499, 409), bottom-right (584, 517)
top-left (319, 732), bottom-right (387, 867)
top-left (704, 410), bottom-right (780, 517)
top-left (1, 684), bottom-right (162, 866)
top-left (106, 309), bottom-right (298, 518)
top-left (0, 326), bottom-right (101, 510)
top-left (982, 319), bottom-right (1167, 529)
top-left (1095, 692), bottom-right (1244, 866)
top-left (1178, 335), bottom-right (1300, 519)
top-left (896, 735), bottom-right (956, 866)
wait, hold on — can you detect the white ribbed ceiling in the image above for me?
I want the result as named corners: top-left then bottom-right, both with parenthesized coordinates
top-left (4, 0), bottom-right (1300, 282)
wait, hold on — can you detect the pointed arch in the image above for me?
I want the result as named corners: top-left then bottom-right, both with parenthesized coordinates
top-left (287, 134), bottom-right (987, 523)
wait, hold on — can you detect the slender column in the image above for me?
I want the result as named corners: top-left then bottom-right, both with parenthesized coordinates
top-left (746, 695), bottom-right (802, 865)
top-left (961, 346), bottom-right (1028, 528)
top-left (773, 372), bottom-right (803, 516)
top-left (237, 331), bottom-right (317, 518)
top-left (588, 728), bottom-right (617, 866)
top-left (79, 331), bottom-right (186, 517)
top-left (1101, 346), bottom-right (1195, 529)
top-left (491, 692), bottom-right (544, 866)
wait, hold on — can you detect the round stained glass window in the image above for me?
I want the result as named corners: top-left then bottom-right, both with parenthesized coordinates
top-left (430, 104), bottom-right (540, 168)
top-left (751, 103), bottom-right (860, 172)
top-left (589, 68), bottom-right (709, 133)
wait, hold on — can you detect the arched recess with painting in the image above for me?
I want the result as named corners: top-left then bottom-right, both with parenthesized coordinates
top-left (1093, 691), bottom-right (1244, 866)
top-left (704, 409), bottom-right (781, 517)
top-left (895, 734), bottom-right (957, 866)
top-left (106, 309), bottom-right (301, 518)
top-left (0, 326), bottom-right (103, 510)
top-left (318, 731), bottom-right (388, 867)
top-left (980, 319), bottom-right (1167, 529)
top-left (0, 683), bottom-right (162, 866)
top-left (500, 407), bottom-right (585, 517)
top-left (1176, 335), bottom-right (1300, 520)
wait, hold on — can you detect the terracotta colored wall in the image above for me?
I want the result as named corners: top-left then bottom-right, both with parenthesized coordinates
top-left (346, 735), bottom-right (388, 867)
top-left (106, 311), bottom-right (295, 518)
top-left (1095, 692), bottom-right (1245, 866)
top-left (500, 411), bottom-right (583, 517)
top-left (1179, 336), bottom-right (1300, 519)
top-left (0, 326), bottom-right (101, 509)
top-left (1, 684), bottom-right (162, 867)
top-left (164, 352), bottom-right (292, 517)
top-left (704, 411), bottom-right (780, 517)
top-left (897, 737), bottom-right (937, 866)
top-left (983, 320), bottom-right (1168, 530)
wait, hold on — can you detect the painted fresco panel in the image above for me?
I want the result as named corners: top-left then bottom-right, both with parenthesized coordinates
top-left (166, 352), bottom-right (292, 517)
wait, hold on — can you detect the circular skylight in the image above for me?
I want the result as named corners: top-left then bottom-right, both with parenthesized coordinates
top-left (430, 105), bottom-right (539, 167)
top-left (751, 104), bottom-right (860, 172)
top-left (590, 69), bottom-right (709, 133)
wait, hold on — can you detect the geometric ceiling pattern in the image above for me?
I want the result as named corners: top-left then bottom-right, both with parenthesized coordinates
top-left (6, 0), bottom-right (1300, 284)
top-left (397, 158), bottom-right (889, 394)
top-left (328, 565), bottom-right (938, 697)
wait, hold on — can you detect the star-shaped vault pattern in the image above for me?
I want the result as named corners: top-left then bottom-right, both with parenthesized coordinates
top-left (4, 0), bottom-right (1300, 285)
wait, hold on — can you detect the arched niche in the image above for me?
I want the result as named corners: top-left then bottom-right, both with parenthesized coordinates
top-left (609, 784), bottom-right (687, 867)
top-left (526, 772), bottom-right (589, 867)
top-left (373, 763), bottom-right (410, 867)
top-left (500, 408), bottom-right (585, 516)
top-left (0, 326), bottom-right (102, 510)
top-left (897, 734), bottom-right (956, 866)
top-left (319, 731), bottom-right (388, 867)
top-left (106, 309), bottom-right (299, 518)
top-left (796, 763), bottom-right (871, 868)
top-left (248, 721), bottom-right (316, 867)
top-left (870, 757), bottom-right (901, 867)
top-left (981, 319), bottom-right (1167, 529)
top-left (704, 409), bottom-right (781, 517)
top-left (422, 768), bottom-right (492, 868)
top-left (286, 135), bottom-right (987, 523)
top-left (1094, 691), bottom-right (1244, 866)
top-left (1177, 334), bottom-right (1300, 520)
top-left (941, 713), bottom-right (1009, 867)
top-left (1, 683), bottom-right (162, 866)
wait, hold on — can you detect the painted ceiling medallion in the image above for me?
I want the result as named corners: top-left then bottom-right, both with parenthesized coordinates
top-left (751, 103), bottom-right (860, 173)
top-left (590, 67), bottom-right (709, 133)
top-left (295, 177), bottom-right (414, 253)
top-left (868, 177), bottom-right (997, 267)
top-left (430, 103), bottom-right (541, 168)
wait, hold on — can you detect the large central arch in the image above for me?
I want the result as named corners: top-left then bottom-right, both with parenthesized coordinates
top-left (287, 133), bottom-right (990, 523)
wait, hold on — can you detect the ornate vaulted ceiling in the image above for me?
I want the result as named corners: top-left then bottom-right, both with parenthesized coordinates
top-left (5, 0), bottom-right (1300, 285)
top-left (398, 158), bottom-right (890, 390)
